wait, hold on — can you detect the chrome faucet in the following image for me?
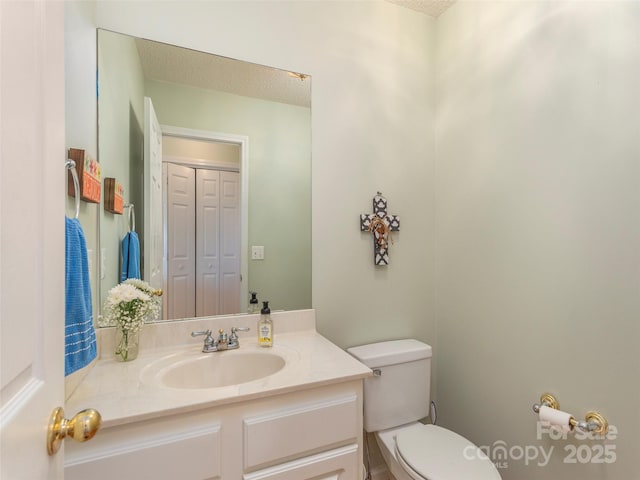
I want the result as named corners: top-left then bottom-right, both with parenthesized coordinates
top-left (191, 326), bottom-right (250, 353)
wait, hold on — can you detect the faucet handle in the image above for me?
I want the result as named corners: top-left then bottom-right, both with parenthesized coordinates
top-left (229, 326), bottom-right (250, 348)
top-left (191, 329), bottom-right (212, 339)
top-left (191, 329), bottom-right (216, 351)
top-left (230, 326), bottom-right (250, 340)
top-left (231, 326), bottom-right (250, 336)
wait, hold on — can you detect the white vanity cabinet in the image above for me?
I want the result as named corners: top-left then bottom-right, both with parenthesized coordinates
top-left (64, 381), bottom-right (363, 480)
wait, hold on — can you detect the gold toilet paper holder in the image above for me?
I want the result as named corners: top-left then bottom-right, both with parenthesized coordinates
top-left (532, 393), bottom-right (609, 435)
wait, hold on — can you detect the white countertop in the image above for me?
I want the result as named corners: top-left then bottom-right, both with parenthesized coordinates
top-left (65, 310), bottom-right (372, 428)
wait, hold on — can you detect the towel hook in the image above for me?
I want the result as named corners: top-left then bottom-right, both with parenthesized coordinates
top-left (66, 159), bottom-right (80, 219)
top-left (124, 203), bottom-right (135, 231)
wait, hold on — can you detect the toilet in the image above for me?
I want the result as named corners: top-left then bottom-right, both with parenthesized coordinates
top-left (347, 339), bottom-right (501, 480)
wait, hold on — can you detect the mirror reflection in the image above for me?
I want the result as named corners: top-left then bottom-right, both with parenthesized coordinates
top-left (97, 29), bottom-right (311, 323)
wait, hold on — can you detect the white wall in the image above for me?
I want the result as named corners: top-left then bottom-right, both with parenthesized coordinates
top-left (94, 0), bottom-right (437, 348)
top-left (435, 2), bottom-right (640, 478)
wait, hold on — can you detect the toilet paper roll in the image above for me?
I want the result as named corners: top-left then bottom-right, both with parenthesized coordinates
top-left (539, 405), bottom-right (573, 433)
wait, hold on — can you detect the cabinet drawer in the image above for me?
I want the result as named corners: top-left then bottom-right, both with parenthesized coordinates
top-left (243, 444), bottom-right (359, 480)
top-left (65, 423), bottom-right (221, 480)
top-left (243, 394), bottom-right (358, 470)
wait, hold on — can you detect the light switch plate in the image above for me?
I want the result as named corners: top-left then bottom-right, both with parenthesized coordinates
top-left (251, 245), bottom-right (265, 260)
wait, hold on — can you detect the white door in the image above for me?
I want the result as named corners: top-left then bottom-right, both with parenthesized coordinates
top-left (196, 169), bottom-right (221, 316)
top-left (219, 171), bottom-right (241, 314)
top-left (166, 166), bottom-right (240, 318)
top-left (0, 1), bottom-right (65, 478)
top-left (166, 163), bottom-right (196, 319)
top-left (195, 169), bottom-right (240, 316)
top-left (144, 97), bottom-right (164, 292)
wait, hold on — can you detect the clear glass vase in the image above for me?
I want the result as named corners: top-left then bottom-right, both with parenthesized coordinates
top-left (115, 326), bottom-right (140, 362)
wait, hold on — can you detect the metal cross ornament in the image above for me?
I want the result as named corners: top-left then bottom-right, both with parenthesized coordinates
top-left (360, 192), bottom-right (400, 265)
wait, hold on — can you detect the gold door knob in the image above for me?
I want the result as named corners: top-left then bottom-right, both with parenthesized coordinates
top-left (47, 406), bottom-right (102, 455)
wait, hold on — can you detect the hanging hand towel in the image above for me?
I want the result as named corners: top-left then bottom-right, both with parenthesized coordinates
top-left (121, 231), bottom-right (141, 281)
top-left (65, 217), bottom-right (97, 376)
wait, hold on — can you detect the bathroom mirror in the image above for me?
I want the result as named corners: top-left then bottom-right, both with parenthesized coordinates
top-left (97, 29), bottom-right (311, 323)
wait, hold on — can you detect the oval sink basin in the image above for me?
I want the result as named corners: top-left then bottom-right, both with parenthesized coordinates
top-left (142, 350), bottom-right (287, 390)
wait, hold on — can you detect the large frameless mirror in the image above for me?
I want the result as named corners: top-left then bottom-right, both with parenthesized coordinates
top-left (97, 29), bottom-right (311, 323)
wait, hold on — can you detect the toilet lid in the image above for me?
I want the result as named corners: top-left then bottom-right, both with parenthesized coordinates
top-left (395, 425), bottom-right (501, 480)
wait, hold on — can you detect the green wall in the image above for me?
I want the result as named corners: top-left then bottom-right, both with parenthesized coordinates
top-left (146, 80), bottom-right (311, 312)
top-left (97, 29), bottom-right (145, 308)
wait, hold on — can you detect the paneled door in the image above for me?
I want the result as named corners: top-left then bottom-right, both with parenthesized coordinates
top-left (0, 1), bottom-right (65, 477)
top-left (197, 170), bottom-right (241, 316)
top-left (217, 171), bottom-right (241, 315)
top-left (195, 169), bottom-right (220, 317)
top-left (166, 163), bottom-right (197, 319)
top-left (144, 97), bottom-right (164, 292)
top-left (167, 166), bottom-right (240, 318)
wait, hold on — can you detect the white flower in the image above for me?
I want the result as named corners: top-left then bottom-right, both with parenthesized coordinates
top-left (107, 284), bottom-right (150, 305)
top-left (123, 278), bottom-right (160, 296)
top-left (98, 281), bottom-right (161, 330)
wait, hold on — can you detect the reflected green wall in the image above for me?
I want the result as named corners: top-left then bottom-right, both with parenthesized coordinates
top-left (97, 30), bottom-right (145, 306)
top-left (146, 80), bottom-right (311, 311)
top-left (97, 29), bottom-right (311, 313)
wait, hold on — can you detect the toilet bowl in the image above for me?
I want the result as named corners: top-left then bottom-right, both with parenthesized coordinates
top-left (347, 340), bottom-right (501, 480)
top-left (377, 422), bottom-right (500, 480)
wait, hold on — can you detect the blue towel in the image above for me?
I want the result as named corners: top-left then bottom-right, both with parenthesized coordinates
top-left (65, 217), bottom-right (97, 376)
top-left (121, 231), bottom-right (141, 281)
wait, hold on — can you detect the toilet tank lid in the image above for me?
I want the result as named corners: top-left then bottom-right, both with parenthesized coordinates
top-left (347, 339), bottom-right (432, 368)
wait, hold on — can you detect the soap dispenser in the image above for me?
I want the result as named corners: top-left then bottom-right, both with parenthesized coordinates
top-left (258, 301), bottom-right (273, 347)
top-left (248, 291), bottom-right (259, 314)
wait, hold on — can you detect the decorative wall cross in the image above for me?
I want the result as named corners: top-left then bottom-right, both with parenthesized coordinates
top-left (360, 192), bottom-right (400, 265)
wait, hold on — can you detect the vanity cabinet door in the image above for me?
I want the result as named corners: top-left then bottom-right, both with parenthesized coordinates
top-left (243, 394), bottom-right (359, 470)
top-left (242, 393), bottom-right (361, 480)
top-left (243, 444), bottom-right (359, 480)
top-left (65, 415), bottom-right (222, 480)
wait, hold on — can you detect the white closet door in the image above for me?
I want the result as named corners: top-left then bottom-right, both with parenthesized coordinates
top-left (219, 171), bottom-right (241, 314)
top-left (196, 169), bottom-right (221, 316)
top-left (166, 163), bottom-right (196, 319)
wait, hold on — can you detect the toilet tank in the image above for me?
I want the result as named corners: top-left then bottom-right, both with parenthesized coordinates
top-left (347, 339), bottom-right (432, 432)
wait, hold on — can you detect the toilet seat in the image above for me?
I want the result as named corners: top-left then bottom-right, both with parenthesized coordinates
top-left (394, 424), bottom-right (501, 480)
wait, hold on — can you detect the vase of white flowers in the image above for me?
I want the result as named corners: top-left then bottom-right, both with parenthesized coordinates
top-left (100, 279), bottom-right (162, 361)
top-left (114, 322), bottom-right (141, 362)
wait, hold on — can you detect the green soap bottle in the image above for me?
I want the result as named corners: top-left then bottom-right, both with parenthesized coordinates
top-left (258, 301), bottom-right (273, 347)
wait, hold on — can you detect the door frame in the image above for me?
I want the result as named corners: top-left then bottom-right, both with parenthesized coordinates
top-left (160, 125), bottom-right (249, 312)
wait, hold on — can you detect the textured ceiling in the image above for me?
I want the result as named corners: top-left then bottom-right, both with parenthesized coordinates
top-left (135, 38), bottom-right (311, 108)
top-left (134, 1), bottom-right (454, 107)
